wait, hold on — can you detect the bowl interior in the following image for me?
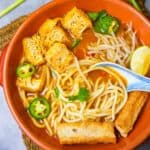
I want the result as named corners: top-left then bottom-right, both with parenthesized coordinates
top-left (4, 0), bottom-right (150, 150)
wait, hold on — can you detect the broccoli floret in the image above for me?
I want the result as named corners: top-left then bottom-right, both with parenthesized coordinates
top-left (98, 10), bottom-right (107, 18)
top-left (94, 11), bottom-right (120, 34)
top-left (87, 10), bottom-right (107, 21)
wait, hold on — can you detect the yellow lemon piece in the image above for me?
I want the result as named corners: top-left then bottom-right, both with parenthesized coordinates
top-left (130, 46), bottom-right (150, 75)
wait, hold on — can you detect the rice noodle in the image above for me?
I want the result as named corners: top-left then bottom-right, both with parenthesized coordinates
top-left (87, 23), bottom-right (138, 67)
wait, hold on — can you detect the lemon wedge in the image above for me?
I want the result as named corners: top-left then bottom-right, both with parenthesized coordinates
top-left (130, 46), bottom-right (150, 75)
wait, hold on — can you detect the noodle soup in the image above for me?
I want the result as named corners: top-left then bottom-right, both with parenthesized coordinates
top-left (15, 7), bottom-right (150, 144)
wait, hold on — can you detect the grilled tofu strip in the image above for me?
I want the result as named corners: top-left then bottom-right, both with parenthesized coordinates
top-left (115, 91), bottom-right (149, 137)
top-left (57, 121), bottom-right (116, 144)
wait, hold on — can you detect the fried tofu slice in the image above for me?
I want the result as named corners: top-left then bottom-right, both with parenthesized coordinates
top-left (23, 34), bottom-right (45, 65)
top-left (39, 18), bottom-right (71, 49)
top-left (44, 26), bottom-right (71, 48)
top-left (61, 7), bottom-right (92, 39)
top-left (45, 43), bottom-right (74, 73)
top-left (39, 18), bottom-right (60, 37)
top-left (57, 121), bottom-right (116, 144)
top-left (115, 91), bottom-right (149, 137)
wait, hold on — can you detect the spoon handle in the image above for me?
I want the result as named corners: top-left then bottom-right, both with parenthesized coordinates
top-left (127, 76), bottom-right (150, 92)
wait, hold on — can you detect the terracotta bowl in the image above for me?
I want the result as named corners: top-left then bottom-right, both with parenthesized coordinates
top-left (0, 0), bottom-right (150, 149)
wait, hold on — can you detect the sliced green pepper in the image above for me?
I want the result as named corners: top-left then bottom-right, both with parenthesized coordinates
top-left (29, 97), bottom-right (51, 119)
top-left (71, 39), bottom-right (81, 49)
top-left (16, 63), bottom-right (36, 78)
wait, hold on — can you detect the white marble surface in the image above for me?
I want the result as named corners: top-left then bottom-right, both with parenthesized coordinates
top-left (0, 0), bottom-right (51, 150)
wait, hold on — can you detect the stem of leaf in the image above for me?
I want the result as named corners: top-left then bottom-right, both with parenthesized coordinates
top-left (0, 0), bottom-right (25, 18)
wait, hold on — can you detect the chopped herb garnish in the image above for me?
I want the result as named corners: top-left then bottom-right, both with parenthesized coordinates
top-left (87, 12), bottom-right (99, 21)
top-left (69, 87), bottom-right (90, 102)
top-left (69, 95), bottom-right (78, 101)
top-left (71, 39), bottom-right (81, 49)
top-left (77, 88), bottom-right (90, 102)
top-left (54, 87), bottom-right (60, 98)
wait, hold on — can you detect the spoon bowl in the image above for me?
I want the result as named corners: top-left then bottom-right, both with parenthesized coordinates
top-left (95, 62), bottom-right (150, 92)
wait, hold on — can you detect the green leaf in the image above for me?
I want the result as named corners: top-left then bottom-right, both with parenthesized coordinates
top-left (78, 87), bottom-right (90, 102)
top-left (87, 12), bottom-right (99, 21)
top-left (69, 87), bottom-right (90, 102)
top-left (69, 95), bottom-right (78, 101)
top-left (71, 39), bottom-right (81, 49)
top-left (54, 87), bottom-right (59, 98)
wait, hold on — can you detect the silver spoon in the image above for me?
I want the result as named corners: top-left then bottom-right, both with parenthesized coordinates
top-left (94, 62), bottom-right (150, 92)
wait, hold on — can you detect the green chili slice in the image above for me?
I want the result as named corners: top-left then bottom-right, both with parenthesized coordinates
top-left (16, 63), bottom-right (36, 78)
top-left (29, 97), bottom-right (51, 119)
